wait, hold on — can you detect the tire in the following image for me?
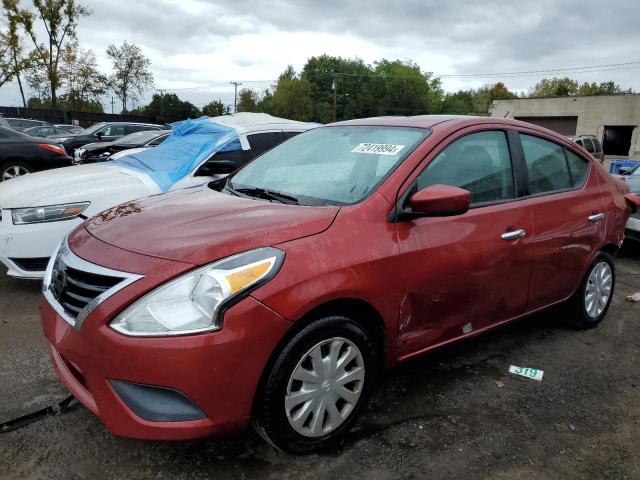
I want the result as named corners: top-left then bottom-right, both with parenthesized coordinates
top-left (254, 316), bottom-right (378, 454)
top-left (563, 251), bottom-right (616, 329)
top-left (1, 161), bottom-right (33, 181)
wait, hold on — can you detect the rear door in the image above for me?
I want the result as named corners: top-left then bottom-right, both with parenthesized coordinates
top-left (516, 132), bottom-right (607, 311)
top-left (394, 128), bottom-right (534, 355)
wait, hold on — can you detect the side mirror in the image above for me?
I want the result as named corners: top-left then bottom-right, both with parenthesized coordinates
top-left (407, 184), bottom-right (471, 217)
top-left (195, 159), bottom-right (238, 176)
top-left (96, 131), bottom-right (104, 140)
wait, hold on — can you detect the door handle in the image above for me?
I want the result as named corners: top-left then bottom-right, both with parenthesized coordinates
top-left (588, 213), bottom-right (605, 222)
top-left (501, 229), bottom-right (526, 241)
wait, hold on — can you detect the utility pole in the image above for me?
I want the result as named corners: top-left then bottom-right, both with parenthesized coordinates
top-left (332, 76), bottom-right (337, 122)
top-left (231, 81), bottom-right (242, 113)
top-left (158, 89), bottom-right (166, 122)
top-left (110, 96), bottom-right (115, 115)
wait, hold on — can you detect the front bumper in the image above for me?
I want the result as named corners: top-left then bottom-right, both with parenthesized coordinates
top-left (0, 211), bottom-right (83, 279)
top-left (41, 292), bottom-right (293, 440)
top-left (625, 214), bottom-right (640, 242)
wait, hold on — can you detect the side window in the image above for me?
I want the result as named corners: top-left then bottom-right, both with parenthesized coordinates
top-left (416, 130), bottom-right (514, 204)
top-left (282, 131), bottom-right (301, 141)
top-left (102, 124), bottom-right (125, 136)
top-left (582, 138), bottom-right (595, 153)
top-left (247, 132), bottom-right (284, 158)
top-left (575, 139), bottom-right (584, 147)
top-left (565, 149), bottom-right (590, 187)
top-left (148, 135), bottom-right (168, 146)
top-left (521, 134), bottom-right (572, 194)
top-left (593, 138), bottom-right (602, 153)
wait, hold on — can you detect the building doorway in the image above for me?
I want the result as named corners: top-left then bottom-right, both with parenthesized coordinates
top-left (603, 126), bottom-right (635, 156)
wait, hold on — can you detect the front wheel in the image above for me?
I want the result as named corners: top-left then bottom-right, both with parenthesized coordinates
top-left (254, 316), bottom-right (378, 454)
top-left (563, 251), bottom-right (616, 329)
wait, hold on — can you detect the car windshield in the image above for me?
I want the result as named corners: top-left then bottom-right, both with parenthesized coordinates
top-left (81, 123), bottom-right (107, 135)
top-left (114, 130), bottom-right (164, 146)
top-left (227, 125), bottom-right (428, 206)
top-left (629, 164), bottom-right (640, 176)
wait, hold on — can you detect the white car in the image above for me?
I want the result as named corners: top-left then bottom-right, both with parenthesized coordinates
top-left (0, 113), bottom-right (317, 279)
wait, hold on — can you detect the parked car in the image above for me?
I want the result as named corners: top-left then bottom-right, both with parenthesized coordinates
top-left (74, 130), bottom-right (171, 164)
top-left (53, 122), bottom-right (165, 156)
top-left (40, 116), bottom-right (638, 453)
top-left (0, 113), bottom-right (316, 278)
top-left (620, 163), bottom-right (640, 241)
top-left (54, 124), bottom-right (84, 134)
top-left (569, 134), bottom-right (604, 162)
top-left (0, 125), bottom-right (71, 182)
top-left (23, 125), bottom-right (79, 138)
top-left (5, 117), bottom-right (53, 132)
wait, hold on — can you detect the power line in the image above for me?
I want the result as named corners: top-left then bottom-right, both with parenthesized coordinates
top-left (154, 60), bottom-right (640, 93)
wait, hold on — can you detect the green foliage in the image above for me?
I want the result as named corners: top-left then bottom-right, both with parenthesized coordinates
top-left (236, 88), bottom-right (258, 112)
top-left (5, 0), bottom-right (91, 106)
top-left (27, 94), bottom-right (103, 112)
top-left (143, 93), bottom-right (200, 124)
top-left (529, 77), bottom-right (629, 97)
top-left (202, 99), bottom-right (230, 117)
top-left (441, 82), bottom-right (518, 115)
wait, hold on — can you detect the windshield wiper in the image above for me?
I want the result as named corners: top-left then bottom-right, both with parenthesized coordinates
top-left (234, 187), bottom-right (299, 205)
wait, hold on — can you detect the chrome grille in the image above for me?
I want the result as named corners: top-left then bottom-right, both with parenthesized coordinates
top-left (50, 261), bottom-right (124, 317)
top-left (43, 240), bottom-right (143, 329)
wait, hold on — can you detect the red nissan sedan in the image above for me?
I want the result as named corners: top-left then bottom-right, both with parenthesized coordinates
top-left (41, 116), bottom-right (638, 453)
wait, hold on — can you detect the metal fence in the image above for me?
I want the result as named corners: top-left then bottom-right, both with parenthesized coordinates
top-left (0, 106), bottom-right (153, 127)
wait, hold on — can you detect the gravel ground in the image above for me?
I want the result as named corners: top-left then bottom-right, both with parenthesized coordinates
top-left (1, 246), bottom-right (639, 480)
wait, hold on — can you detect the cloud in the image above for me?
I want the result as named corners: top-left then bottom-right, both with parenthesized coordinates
top-left (1, 0), bottom-right (638, 108)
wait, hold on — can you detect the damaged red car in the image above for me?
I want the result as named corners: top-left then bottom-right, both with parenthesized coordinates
top-left (41, 116), bottom-right (638, 453)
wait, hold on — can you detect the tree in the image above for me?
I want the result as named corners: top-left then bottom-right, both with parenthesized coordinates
top-left (259, 67), bottom-right (314, 121)
top-left (58, 43), bottom-right (107, 110)
top-left (529, 77), bottom-right (578, 97)
top-left (106, 41), bottom-right (153, 112)
top-left (202, 99), bottom-right (230, 117)
top-left (143, 92), bottom-right (200, 123)
top-left (236, 88), bottom-right (258, 112)
top-left (5, 0), bottom-right (90, 107)
top-left (1, 0), bottom-right (28, 105)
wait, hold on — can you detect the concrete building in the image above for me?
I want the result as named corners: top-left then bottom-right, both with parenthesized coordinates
top-left (491, 94), bottom-right (640, 158)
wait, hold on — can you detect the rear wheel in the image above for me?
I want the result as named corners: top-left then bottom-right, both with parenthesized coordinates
top-left (564, 251), bottom-right (615, 329)
top-left (254, 316), bottom-right (378, 454)
top-left (1, 161), bottom-right (33, 181)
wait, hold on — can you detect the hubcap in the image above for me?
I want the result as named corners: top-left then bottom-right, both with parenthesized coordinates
top-left (584, 261), bottom-right (613, 319)
top-left (285, 337), bottom-right (365, 437)
top-left (2, 165), bottom-right (30, 181)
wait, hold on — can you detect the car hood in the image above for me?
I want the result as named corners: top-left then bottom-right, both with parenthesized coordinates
top-left (84, 186), bottom-right (340, 265)
top-left (0, 163), bottom-right (150, 208)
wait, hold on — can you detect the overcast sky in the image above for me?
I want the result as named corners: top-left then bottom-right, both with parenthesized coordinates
top-left (2, 0), bottom-right (640, 110)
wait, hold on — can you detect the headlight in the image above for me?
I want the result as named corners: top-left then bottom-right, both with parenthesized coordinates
top-left (12, 202), bottom-right (90, 225)
top-left (109, 247), bottom-right (285, 337)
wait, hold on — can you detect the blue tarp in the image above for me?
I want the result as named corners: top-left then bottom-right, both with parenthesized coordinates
top-left (112, 116), bottom-right (241, 191)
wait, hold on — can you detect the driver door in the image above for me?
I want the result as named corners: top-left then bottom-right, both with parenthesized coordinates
top-left (394, 129), bottom-right (534, 356)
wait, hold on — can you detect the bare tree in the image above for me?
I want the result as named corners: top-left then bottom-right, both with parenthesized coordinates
top-left (106, 41), bottom-right (153, 113)
top-left (5, 0), bottom-right (90, 107)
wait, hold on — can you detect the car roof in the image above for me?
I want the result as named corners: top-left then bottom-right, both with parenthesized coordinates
top-left (332, 115), bottom-right (574, 142)
top-left (211, 112), bottom-right (317, 134)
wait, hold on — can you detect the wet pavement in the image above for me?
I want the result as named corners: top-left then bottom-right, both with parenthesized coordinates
top-left (1, 246), bottom-right (639, 479)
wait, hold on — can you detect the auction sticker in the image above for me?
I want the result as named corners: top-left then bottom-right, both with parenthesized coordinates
top-left (509, 365), bottom-right (544, 381)
top-left (351, 143), bottom-right (405, 155)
